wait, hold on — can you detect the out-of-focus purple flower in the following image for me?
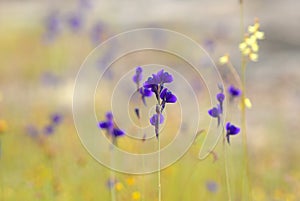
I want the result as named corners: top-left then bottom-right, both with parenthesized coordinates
top-left (90, 21), bottom-right (104, 45)
top-left (206, 180), bottom-right (218, 193)
top-left (98, 112), bottom-right (125, 139)
top-left (228, 85), bottom-right (241, 98)
top-left (43, 11), bottom-right (61, 42)
top-left (216, 93), bottom-right (225, 113)
top-left (106, 178), bottom-right (116, 189)
top-left (160, 88), bottom-right (177, 111)
top-left (150, 113), bottom-right (164, 138)
top-left (226, 122), bottom-right (240, 144)
top-left (51, 113), bottom-right (62, 125)
top-left (26, 125), bottom-right (39, 138)
top-left (67, 13), bottom-right (83, 32)
top-left (44, 125), bottom-right (54, 135)
top-left (208, 106), bottom-right (221, 126)
top-left (133, 67), bottom-right (143, 87)
top-left (139, 87), bottom-right (152, 106)
top-left (40, 72), bottom-right (61, 86)
top-left (112, 128), bottom-right (125, 137)
top-left (150, 114), bottom-right (164, 126)
top-left (203, 39), bottom-right (215, 53)
top-left (79, 0), bottom-right (92, 10)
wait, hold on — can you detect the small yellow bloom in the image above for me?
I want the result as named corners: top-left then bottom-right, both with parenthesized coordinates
top-left (245, 35), bottom-right (257, 46)
top-left (244, 98), bottom-right (252, 109)
top-left (0, 120), bottom-right (8, 134)
top-left (126, 177), bottom-right (135, 186)
top-left (219, 54), bottom-right (229, 65)
top-left (249, 53), bottom-right (258, 62)
top-left (131, 191), bottom-right (141, 200)
top-left (255, 31), bottom-right (264, 40)
top-left (251, 42), bottom-right (259, 52)
top-left (115, 182), bottom-right (123, 191)
top-left (242, 48), bottom-right (251, 56)
top-left (239, 42), bottom-right (247, 51)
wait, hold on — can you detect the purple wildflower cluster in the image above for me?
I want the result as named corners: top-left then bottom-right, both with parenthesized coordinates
top-left (98, 112), bottom-right (125, 143)
top-left (26, 113), bottom-right (63, 138)
top-left (133, 68), bottom-right (177, 138)
top-left (43, 0), bottom-right (105, 45)
top-left (208, 87), bottom-right (240, 144)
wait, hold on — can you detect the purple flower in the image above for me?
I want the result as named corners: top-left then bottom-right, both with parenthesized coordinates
top-left (150, 113), bottom-right (164, 138)
top-left (51, 113), bottom-right (62, 125)
top-left (226, 122), bottom-right (240, 144)
top-left (216, 93), bottom-right (225, 113)
top-left (228, 85), bottom-right (241, 98)
top-left (98, 112), bottom-right (125, 138)
top-left (67, 13), bottom-right (83, 32)
top-left (206, 180), bottom-right (218, 193)
top-left (139, 87), bottom-right (152, 106)
top-left (208, 106), bottom-right (221, 126)
top-left (160, 88), bottom-right (177, 111)
top-left (90, 21), bottom-right (104, 45)
top-left (144, 69), bottom-right (173, 98)
top-left (132, 66), bottom-right (143, 85)
top-left (44, 125), bottom-right (54, 135)
top-left (43, 11), bottom-right (61, 42)
top-left (25, 125), bottom-right (39, 138)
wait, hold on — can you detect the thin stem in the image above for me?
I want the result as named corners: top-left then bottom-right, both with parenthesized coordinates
top-left (110, 142), bottom-right (117, 201)
top-left (158, 136), bottom-right (161, 201)
top-left (224, 139), bottom-right (232, 201)
top-left (239, 1), bottom-right (253, 200)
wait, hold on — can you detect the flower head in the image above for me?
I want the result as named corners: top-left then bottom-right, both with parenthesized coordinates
top-left (208, 106), bottom-right (221, 126)
top-left (144, 69), bottom-right (173, 97)
top-left (98, 112), bottom-right (125, 138)
top-left (226, 122), bottom-right (240, 144)
top-left (132, 66), bottom-right (143, 85)
top-left (239, 18), bottom-right (264, 62)
top-left (51, 113), bottom-right (62, 125)
top-left (219, 54), bottom-right (229, 65)
top-left (228, 85), bottom-right (241, 98)
top-left (150, 113), bottom-right (164, 138)
top-left (216, 92), bottom-right (225, 113)
top-left (139, 87), bottom-right (152, 106)
top-left (160, 88), bottom-right (177, 111)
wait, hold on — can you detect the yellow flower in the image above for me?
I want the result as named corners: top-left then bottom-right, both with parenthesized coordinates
top-left (251, 42), bottom-right (259, 52)
top-left (131, 191), bottom-right (141, 200)
top-left (0, 120), bottom-right (8, 134)
top-left (126, 177), bottom-right (135, 186)
top-left (244, 98), bottom-right (252, 109)
top-left (255, 31), bottom-right (264, 40)
top-left (115, 182), bottom-right (123, 191)
top-left (249, 53), bottom-right (258, 62)
top-left (239, 18), bottom-right (264, 62)
top-left (219, 54), bottom-right (229, 65)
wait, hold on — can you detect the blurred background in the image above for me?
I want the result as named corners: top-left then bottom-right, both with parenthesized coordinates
top-left (0, 0), bottom-right (299, 200)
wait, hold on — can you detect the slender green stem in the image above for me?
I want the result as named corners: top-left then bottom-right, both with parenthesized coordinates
top-left (110, 142), bottom-right (116, 201)
top-left (224, 139), bottom-right (232, 201)
top-left (158, 136), bottom-right (161, 201)
top-left (239, 1), bottom-right (253, 200)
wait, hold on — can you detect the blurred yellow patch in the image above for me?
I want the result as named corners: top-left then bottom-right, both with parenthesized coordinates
top-left (25, 164), bottom-right (53, 188)
top-left (126, 177), bottom-right (135, 186)
top-left (115, 182), bottom-right (123, 191)
top-left (219, 54), bottom-right (229, 65)
top-left (0, 119), bottom-right (8, 134)
top-left (244, 98), bottom-right (252, 108)
top-left (131, 191), bottom-right (141, 200)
